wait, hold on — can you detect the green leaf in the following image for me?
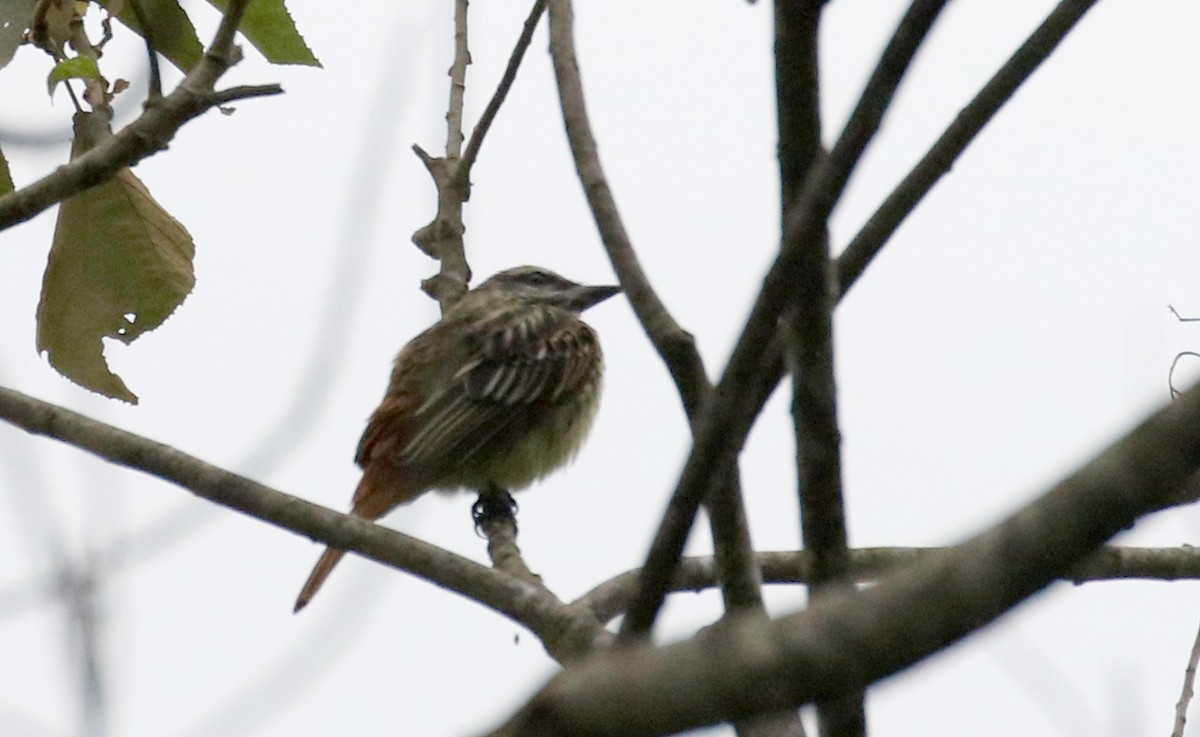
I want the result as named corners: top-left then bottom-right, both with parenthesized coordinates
top-left (0, 0), bottom-right (37, 71)
top-left (0, 143), bottom-right (12, 196)
top-left (47, 55), bottom-right (103, 97)
top-left (37, 112), bottom-right (196, 404)
top-left (206, 0), bottom-right (320, 67)
top-left (99, 0), bottom-right (202, 72)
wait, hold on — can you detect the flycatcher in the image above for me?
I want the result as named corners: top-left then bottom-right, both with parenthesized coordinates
top-left (294, 265), bottom-right (620, 611)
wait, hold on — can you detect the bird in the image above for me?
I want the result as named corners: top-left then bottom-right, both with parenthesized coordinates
top-left (294, 265), bottom-right (621, 611)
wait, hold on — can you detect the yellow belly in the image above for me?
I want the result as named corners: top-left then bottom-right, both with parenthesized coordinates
top-left (439, 378), bottom-right (601, 493)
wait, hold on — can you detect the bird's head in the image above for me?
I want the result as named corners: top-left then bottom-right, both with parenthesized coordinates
top-left (474, 266), bottom-right (621, 313)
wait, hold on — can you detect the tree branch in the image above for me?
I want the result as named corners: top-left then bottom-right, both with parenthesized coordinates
top-left (414, 0), bottom-right (550, 311)
top-left (769, 3), bottom-right (829, 734)
top-left (574, 545), bottom-right (1200, 626)
top-left (618, 0), bottom-right (952, 643)
top-left (734, 0), bottom-right (1104, 471)
top-left (207, 84), bottom-right (285, 106)
top-left (0, 386), bottom-right (608, 662)
top-left (459, 0), bottom-right (548, 179)
top-left (0, 0), bottom-right (272, 232)
top-left (546, 0), bottom-right (709, 422)
top-left (411, 0), bottom-right (474, 310)
top-left (547, 4), bottom-right (779, 682)
top-left (1172, 610), bottom-right (1200, 737)
top-left (836, 0), bottom-right (1102, 297)
top-left (487, 379), bottom-right (1200, 737)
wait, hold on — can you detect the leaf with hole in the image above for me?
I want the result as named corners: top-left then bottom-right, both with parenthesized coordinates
top-left (36, 112), bottom-right (196, 403)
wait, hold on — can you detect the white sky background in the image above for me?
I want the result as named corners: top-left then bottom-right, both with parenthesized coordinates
top-left (1, 0), bottom-right (1200, 735)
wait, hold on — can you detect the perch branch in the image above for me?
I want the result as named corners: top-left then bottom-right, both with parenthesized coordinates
top-left (0, 386), bottom-right (608, 662)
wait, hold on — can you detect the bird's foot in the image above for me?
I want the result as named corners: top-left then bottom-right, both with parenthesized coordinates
top-left (472, 486), bottom-right (518, 535)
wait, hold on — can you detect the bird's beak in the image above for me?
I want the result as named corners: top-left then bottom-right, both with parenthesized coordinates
top-left (570, 284), bottom-right (622, 312)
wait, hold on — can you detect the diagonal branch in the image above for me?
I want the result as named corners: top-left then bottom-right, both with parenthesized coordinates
top-left (546, 2), bottom-right (775, 680)
top-left (835, 0), bottom-right (1102, 297)
top-left (546, 0), bottom-right (708, 421)
top-left (459, 0), bottom-right (548, 179)
top-left (487, 380), bottom-right (1200, 737)
top-left (737, 0), bottom-right (1105, 472)
top-left (618, 0), bottom-right (952, 643)
top-left (0, 386), bottom-right (608, 663)
top-left (0, 0), bottom-right (276, 232)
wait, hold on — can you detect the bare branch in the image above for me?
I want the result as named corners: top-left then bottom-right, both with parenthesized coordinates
top-left (488, 380), bottom-right (1200, 737)
top-left (575, 545), bottom-right (1200, 626)
top-left (0, 0), bottom-right (274, 232)
top-left (546, 4), bottom-right (779, 684)
top-left (0, 386), bottom-right (608, 662)
top-left (474, 489), bottom-right (549, 590)
top-left (446, 0), bottom-right (470, 160)
top-left (1172, 611), bottom-right (1200, 737)
top-left (734, 0), bottom-right (1104, 478)
top-left (208, 0), bottom-right (251, 60)
top-left (546, 0), bottom-right (709, 423)
top-left (208, 84), bottom-right (285, 106)
top-left (835, 0), bottom-right (1101, 297)
top-left (416, 0), bottom-right (549, 309)
top-left (411, 0), bottom-right (476, 310)
top-left (618, 0), bottom-right (952, 643)
top-left (459, 0), bottom-right (548, 178)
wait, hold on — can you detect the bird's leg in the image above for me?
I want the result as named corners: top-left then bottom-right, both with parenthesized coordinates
top-left (472, 483), bottom-right (518, 534)
top-left (471, 485), bottom-right (546, 587)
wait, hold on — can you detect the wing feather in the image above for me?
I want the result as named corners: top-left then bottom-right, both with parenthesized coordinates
top-left (376, 304), bottom-right (602, 478)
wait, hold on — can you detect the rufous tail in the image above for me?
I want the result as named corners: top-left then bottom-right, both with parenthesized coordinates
top-left (293, 462), bottom-right (425, 613)
top-left (294, 547), bottom-right (346, 613)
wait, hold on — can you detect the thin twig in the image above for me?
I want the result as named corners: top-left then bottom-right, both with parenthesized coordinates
top-left (125, 0), bottom-right (162, 99)
top-left (458, 0), bottom-right (548, 179)
top-left (208, 84), bottom-right (285, 106)
top-left (574, 545), bottom-right (1200, 626)
top-left (0, 386), bottom-right (608, 662)
top-left (446, 0), bottom-right (470, 160)
top-left (1170, 305), bottom-right (1200, 323)
top-left (207, 0), bottom-right (250, 62)
top-left (617, 0), bottom-right (952, 643)
top-left (411, 0), bottom-right (474, 310)
top-left (1170, 353), bottom-right (1200, 400)
top-left (835, 0), bottom-right (1102, 298)
top-left (1172, 611), bottom-right (1200, 737)
top-left (735, 0), bottom-right (1105, 463)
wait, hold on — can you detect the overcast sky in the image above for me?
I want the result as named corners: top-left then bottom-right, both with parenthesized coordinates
top-left (2, 1), bottom-right (1200, 736)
